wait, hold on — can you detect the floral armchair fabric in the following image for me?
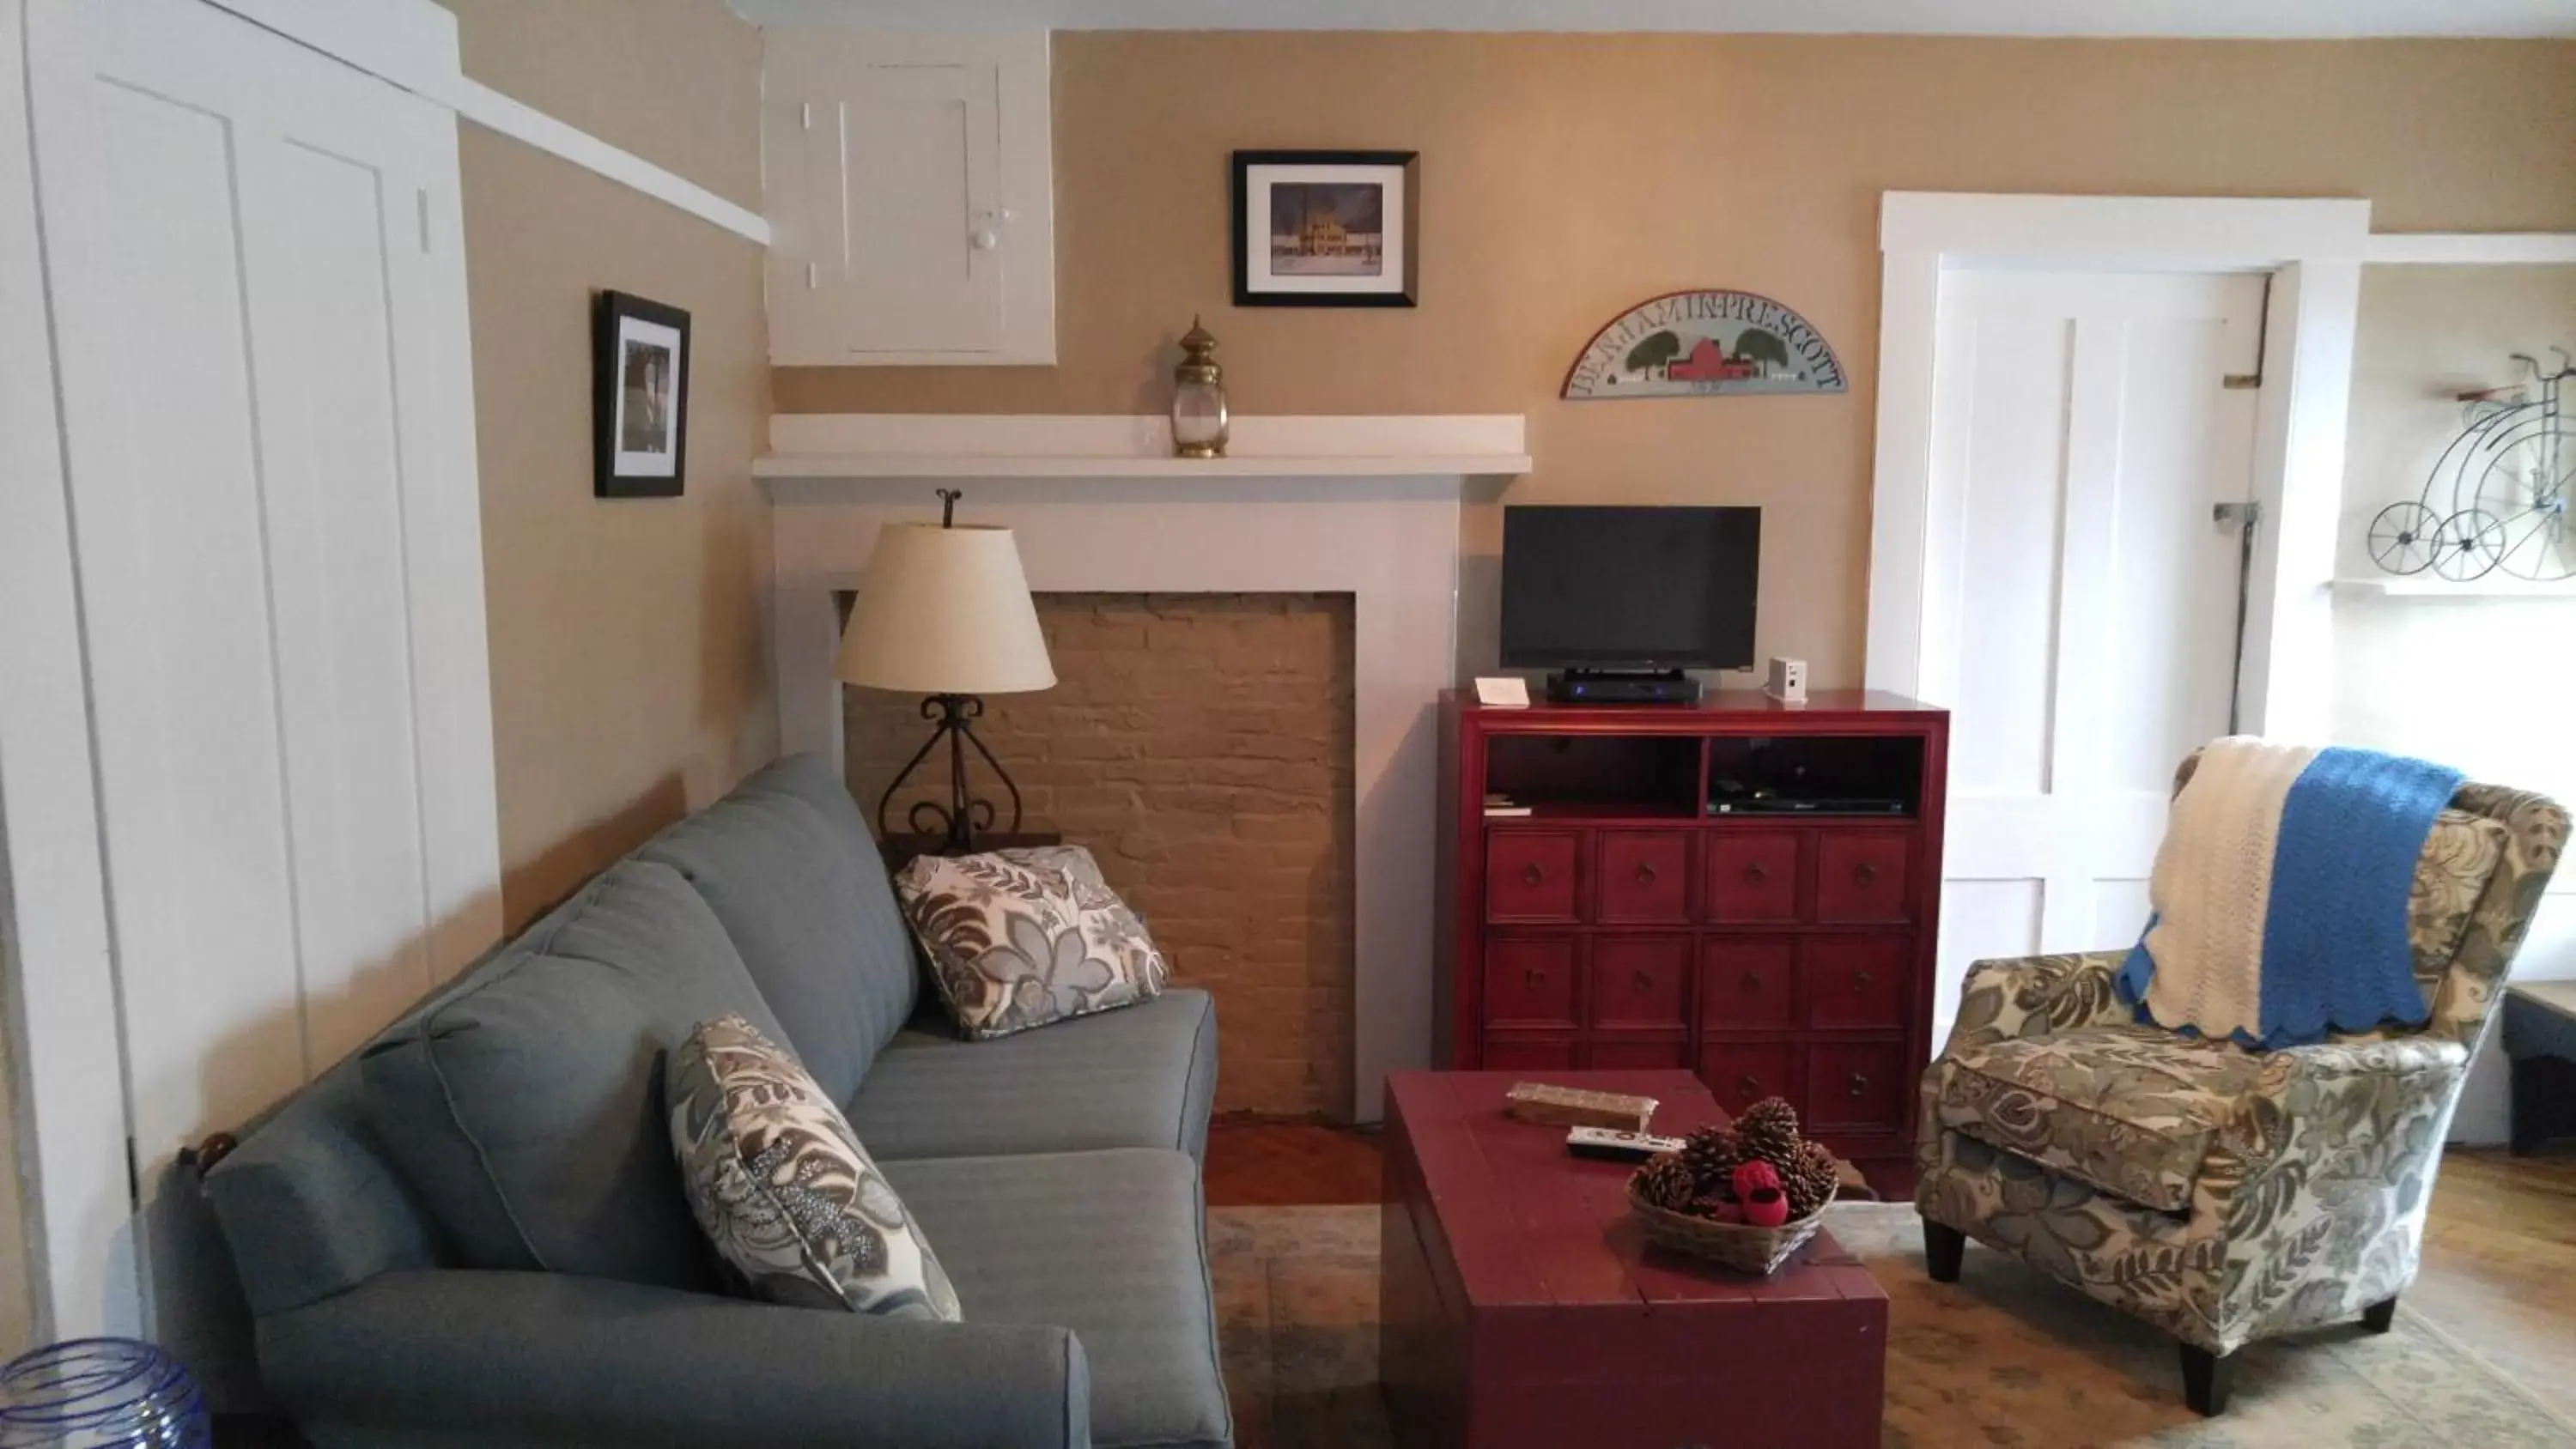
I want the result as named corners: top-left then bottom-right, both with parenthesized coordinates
top-left (1915, 780), bottom-right (2566, 1364)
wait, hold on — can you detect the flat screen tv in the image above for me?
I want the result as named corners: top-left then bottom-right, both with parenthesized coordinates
top-left (1499, 505), bottom-right (1760, 671)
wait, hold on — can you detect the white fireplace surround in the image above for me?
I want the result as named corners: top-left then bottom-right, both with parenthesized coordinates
top-left (762, 413), bottom-right (1528, 1122)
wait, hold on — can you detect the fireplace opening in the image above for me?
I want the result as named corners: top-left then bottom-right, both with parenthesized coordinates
top-left (847, 591), bottom-right (1359, 1120)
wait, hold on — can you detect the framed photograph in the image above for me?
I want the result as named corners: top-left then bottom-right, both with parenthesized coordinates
top-left (592, 290), bottom-right (690, 498)
top-left (1231, 149), bottom-right (1418, 308)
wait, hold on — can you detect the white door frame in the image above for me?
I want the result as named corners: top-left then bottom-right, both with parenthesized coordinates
top-left (1865, 192), bottom-right (2374, 743)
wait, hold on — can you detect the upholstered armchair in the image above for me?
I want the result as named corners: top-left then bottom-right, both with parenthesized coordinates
top-left (1914, 779), bottom-right (2566, 1415)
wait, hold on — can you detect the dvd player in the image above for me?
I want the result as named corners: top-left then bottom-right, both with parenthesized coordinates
top-left (1710, 797), bottom-right (1908, 815)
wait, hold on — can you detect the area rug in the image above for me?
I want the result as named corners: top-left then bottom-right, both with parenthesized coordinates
top-left (1207, 1202), bottom-right (2576, 1448)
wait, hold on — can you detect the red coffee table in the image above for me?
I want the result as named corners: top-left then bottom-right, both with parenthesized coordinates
top-left (1379, 1070), bottom-right (1887, 1448)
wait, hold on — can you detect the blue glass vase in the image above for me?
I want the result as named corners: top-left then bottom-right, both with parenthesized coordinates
top-left (0, 1339), bottom-right (209, 1448)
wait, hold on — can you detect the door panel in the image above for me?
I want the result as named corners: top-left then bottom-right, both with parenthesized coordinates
top-left (27, 0), bottom-right (497, 1373)
top-left (1923, 270), bottom-right (2263, 1045)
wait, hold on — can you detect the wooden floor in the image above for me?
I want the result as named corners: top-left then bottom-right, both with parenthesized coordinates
top-left (1205, 1118), bottom-right (2576, 1421)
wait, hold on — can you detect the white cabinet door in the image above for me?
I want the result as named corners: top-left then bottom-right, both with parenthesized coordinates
top-left (1920, 270), bottom-right (2265, 1047)
top-left (764, 29), bottom-right (1054, 365)
top-left (24, 0), bottom-right (498, 1382)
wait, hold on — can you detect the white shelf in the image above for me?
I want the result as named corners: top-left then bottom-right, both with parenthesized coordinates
top-left (2331, 576), bottom-right (2576, 599)
top-left (756, 411), bottom-right (1532, 482)
top-left (756, 451), bottom-right (1532, 480)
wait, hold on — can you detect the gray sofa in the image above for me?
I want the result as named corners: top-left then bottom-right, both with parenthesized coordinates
top-left (204, 754), bottom-right (1230, 1448)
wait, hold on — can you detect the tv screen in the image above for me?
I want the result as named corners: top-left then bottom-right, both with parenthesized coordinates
top-left (1499, 506), bottom-right (1759, 670)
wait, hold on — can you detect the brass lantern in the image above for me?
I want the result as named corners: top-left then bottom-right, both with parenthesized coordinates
top-left (1170, 317), bottom-right (1229, 459)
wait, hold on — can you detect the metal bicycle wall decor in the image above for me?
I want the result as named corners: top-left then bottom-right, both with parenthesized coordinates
top-left (2369, 349), bottom-right (2575, 583)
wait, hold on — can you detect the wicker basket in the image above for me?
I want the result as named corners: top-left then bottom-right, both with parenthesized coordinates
top-left (1628, 1182), bottom-right (1826, 1275)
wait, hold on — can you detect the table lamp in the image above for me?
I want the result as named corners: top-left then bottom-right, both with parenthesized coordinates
top-left (836, 488), bottom-right (1055, 852)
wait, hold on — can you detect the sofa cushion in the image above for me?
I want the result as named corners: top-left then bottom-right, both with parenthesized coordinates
top-left (846, 989), bottom-right (1217, 1163)
top-left (361, 860), bottom-right (786, 1290)
top-left (894, 846), bottom-right (1170, 1041)
top-left (2409, 807), bottom-right (2509, 991)
top-left (884, 1149), bottom-right (1229, 1449)
top-left (669, 1016), bottom-right (960, 1319)
top-left (637, 754), bottom-right (917, 1101)
top-left (1933, 1024), bottom-right (2268, 1212)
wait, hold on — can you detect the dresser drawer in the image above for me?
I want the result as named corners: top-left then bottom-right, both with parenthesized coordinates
top-left (1595, 831), bottom-right (1690, 923)
top-left (1480, 1037), bottom-right (1577, 1072)
top-left (1483, 937), bottom-right (1578, 1028)
top-left (1704, 834), bottom-right (1800, 923)
top-left (1814, 833), bottom-right (1913, 924)
top-left (1699, 1042), bottom-right (1801, 1118)
top-left (1805, 935), bottom-right (1913, 1029)
top-left (1485, 831), bottom-right (1581, 923)
top-left (1806, 1042), bottom-right (1911, 1131)
top-left (1699, 937), bottom-right (1797, 1029)
top-left (1590, 936), bottom-right (1690, 1028)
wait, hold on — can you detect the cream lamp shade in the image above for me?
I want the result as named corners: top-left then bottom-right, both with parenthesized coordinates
top-left (835, 523), bottom-right (1056, 695)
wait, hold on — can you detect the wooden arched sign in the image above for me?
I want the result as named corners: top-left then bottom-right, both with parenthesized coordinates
top-left (1561, 289), bottom-right (1847, 399)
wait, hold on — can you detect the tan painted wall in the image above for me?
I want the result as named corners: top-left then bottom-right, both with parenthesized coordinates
top-left (780, 33), bottom-right (2576, 687)
top-left (438, 0), bottom-right (776, 927)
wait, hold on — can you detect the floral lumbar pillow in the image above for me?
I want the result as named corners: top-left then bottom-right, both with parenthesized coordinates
top-left (667, 1014), bottom-right (961, 1319)
top-left (894, 845), bottom-right (1170, 1041)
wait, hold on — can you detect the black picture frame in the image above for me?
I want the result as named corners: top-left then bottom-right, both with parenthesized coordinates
top-left (1231, 149), bottom-right (1419, 308)
top-left (592, 289), bottom-right (691, 498)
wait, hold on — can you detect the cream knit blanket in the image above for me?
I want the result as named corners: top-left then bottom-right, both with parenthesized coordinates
top-left (2136, 737), bottom-right (2320, 1043)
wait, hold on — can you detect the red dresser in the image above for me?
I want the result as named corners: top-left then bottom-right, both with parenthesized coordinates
top-left (1437, 689), bottom-right (1950, 1192)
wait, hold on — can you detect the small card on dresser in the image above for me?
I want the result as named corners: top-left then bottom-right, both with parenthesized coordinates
top-left (1505, 1081), bottom-right (1657, 1131)
top-left (1473, 676), bottom-right (1531, 708)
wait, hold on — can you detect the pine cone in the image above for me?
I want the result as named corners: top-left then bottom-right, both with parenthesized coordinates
top-left (1631, 1153), bottom-right (1698, 1211)
top-left (1735, 1097), bottom-right (1803, 1168)
top-left (1781, 1139), bottom-right (1843, 1218)
top-left (1678, 1125), bottom-right (1751, 1195)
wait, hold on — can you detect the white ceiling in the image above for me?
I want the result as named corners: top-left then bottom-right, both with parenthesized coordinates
top-left (726, 0), bottom-right (2576, 39)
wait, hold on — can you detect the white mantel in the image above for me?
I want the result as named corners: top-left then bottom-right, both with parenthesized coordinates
top-left (762, 413), bottom-right (1526, 1123)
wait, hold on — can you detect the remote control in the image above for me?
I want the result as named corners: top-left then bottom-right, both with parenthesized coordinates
top-left (1565, 1126), bottom-right (1687, 1162)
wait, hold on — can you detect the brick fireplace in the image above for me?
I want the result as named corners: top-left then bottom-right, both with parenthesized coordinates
top-left (848, 593), bottom-right (1358, 1118)
top-left (761, 411), bottom-right (1524, 1122)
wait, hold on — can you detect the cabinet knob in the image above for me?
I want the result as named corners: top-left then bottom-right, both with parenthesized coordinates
top-left (1636, 862), bottom-right (1657, 885)
top-left (1852, 970), bottom-right (1874, 993)
top-left (1848, 1072), bottom-right (1870, 1097)
top-left (1737, 1074), bottom-right (1761, 1098)
top-left (1524, 967), bottom-right (1546, 991)
top-left (1631, 968), bottom-right (1655, 993)
top-left (1522, 862), bottom-right (1544, 886)
top-left (1740, 969), bottom-right (1764, 994)
top-left (1855, 861), bottom-right (1880, 885)
top-left (969, 228), bottom-right (1000, 251)
top-left (1743, 861), bottom-right (1767, 884)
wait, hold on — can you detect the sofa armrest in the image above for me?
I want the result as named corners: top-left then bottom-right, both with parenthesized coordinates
top-left (1939, 950), bottom-right (2132, 1057)
top-left (258, 1270), bottom-right (1091, 1449)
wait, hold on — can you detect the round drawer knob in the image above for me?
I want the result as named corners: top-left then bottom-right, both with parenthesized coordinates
top-left (1524, 967), bottom-right (1546, 991)
top-left (1636, 862), bottom-right (1657, 884)
top-left (1853, 970), bottom-right (1874, 993)
top-left (1855, 861), bottom-right (1880, 885)
top-left (1631, 968), bottom-right (1655, 993)
top-left (1848, 1072), bottom-right (1870, 1097)
top-left (1738, 1074), bottom-right (1761, 1097)
top-left (1744, 862), bottom-right (1767, 883)
top-left (1522, 862), bottom-right (1544, 885)
top-left (1740, 970), bottom-right (1764, 993)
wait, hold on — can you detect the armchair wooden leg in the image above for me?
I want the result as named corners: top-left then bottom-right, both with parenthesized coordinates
top-left (2180, 1343), bottom-right (2235, 1416)
top-left (1923, 1220), bottom-right (1965, 1283)
top-left (2362, 1296), bottom-right (2398, 1333)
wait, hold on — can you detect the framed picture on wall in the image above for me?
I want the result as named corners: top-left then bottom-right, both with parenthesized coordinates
top-left (1231, 149), bottom-right (1419, 307)
top-left (592, 290), bottom-right (690, 498)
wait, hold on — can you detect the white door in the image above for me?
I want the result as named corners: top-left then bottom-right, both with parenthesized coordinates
top-left (1921, 270), bottom-right (2265, 1046)
top-left (24, 0), bottom-right (498, 1383)
top-left (763, 29), bottom-right (1055, 364)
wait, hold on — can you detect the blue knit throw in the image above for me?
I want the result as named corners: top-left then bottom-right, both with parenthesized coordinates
top-left (2116, 746), bottom-right (2459, 1049)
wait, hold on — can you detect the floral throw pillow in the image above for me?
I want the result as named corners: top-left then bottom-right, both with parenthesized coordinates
top-left (894, 845), bottom-right (1170, 1040)
top-left (666, 1015), bottom-right (961, 1319)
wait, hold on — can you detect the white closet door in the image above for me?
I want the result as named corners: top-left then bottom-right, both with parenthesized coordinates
top-left (24, 0), bottom-right (497, 1358)
top-left (1922, 270), bottom-right (2263, 1046)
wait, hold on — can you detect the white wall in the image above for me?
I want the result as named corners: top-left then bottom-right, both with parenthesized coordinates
top-left (2328, 263), bottom-right (2576, 1143)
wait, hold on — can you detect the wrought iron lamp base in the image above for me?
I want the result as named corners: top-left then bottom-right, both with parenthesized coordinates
top-left (877, 694), bottom-right (1025, 855)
